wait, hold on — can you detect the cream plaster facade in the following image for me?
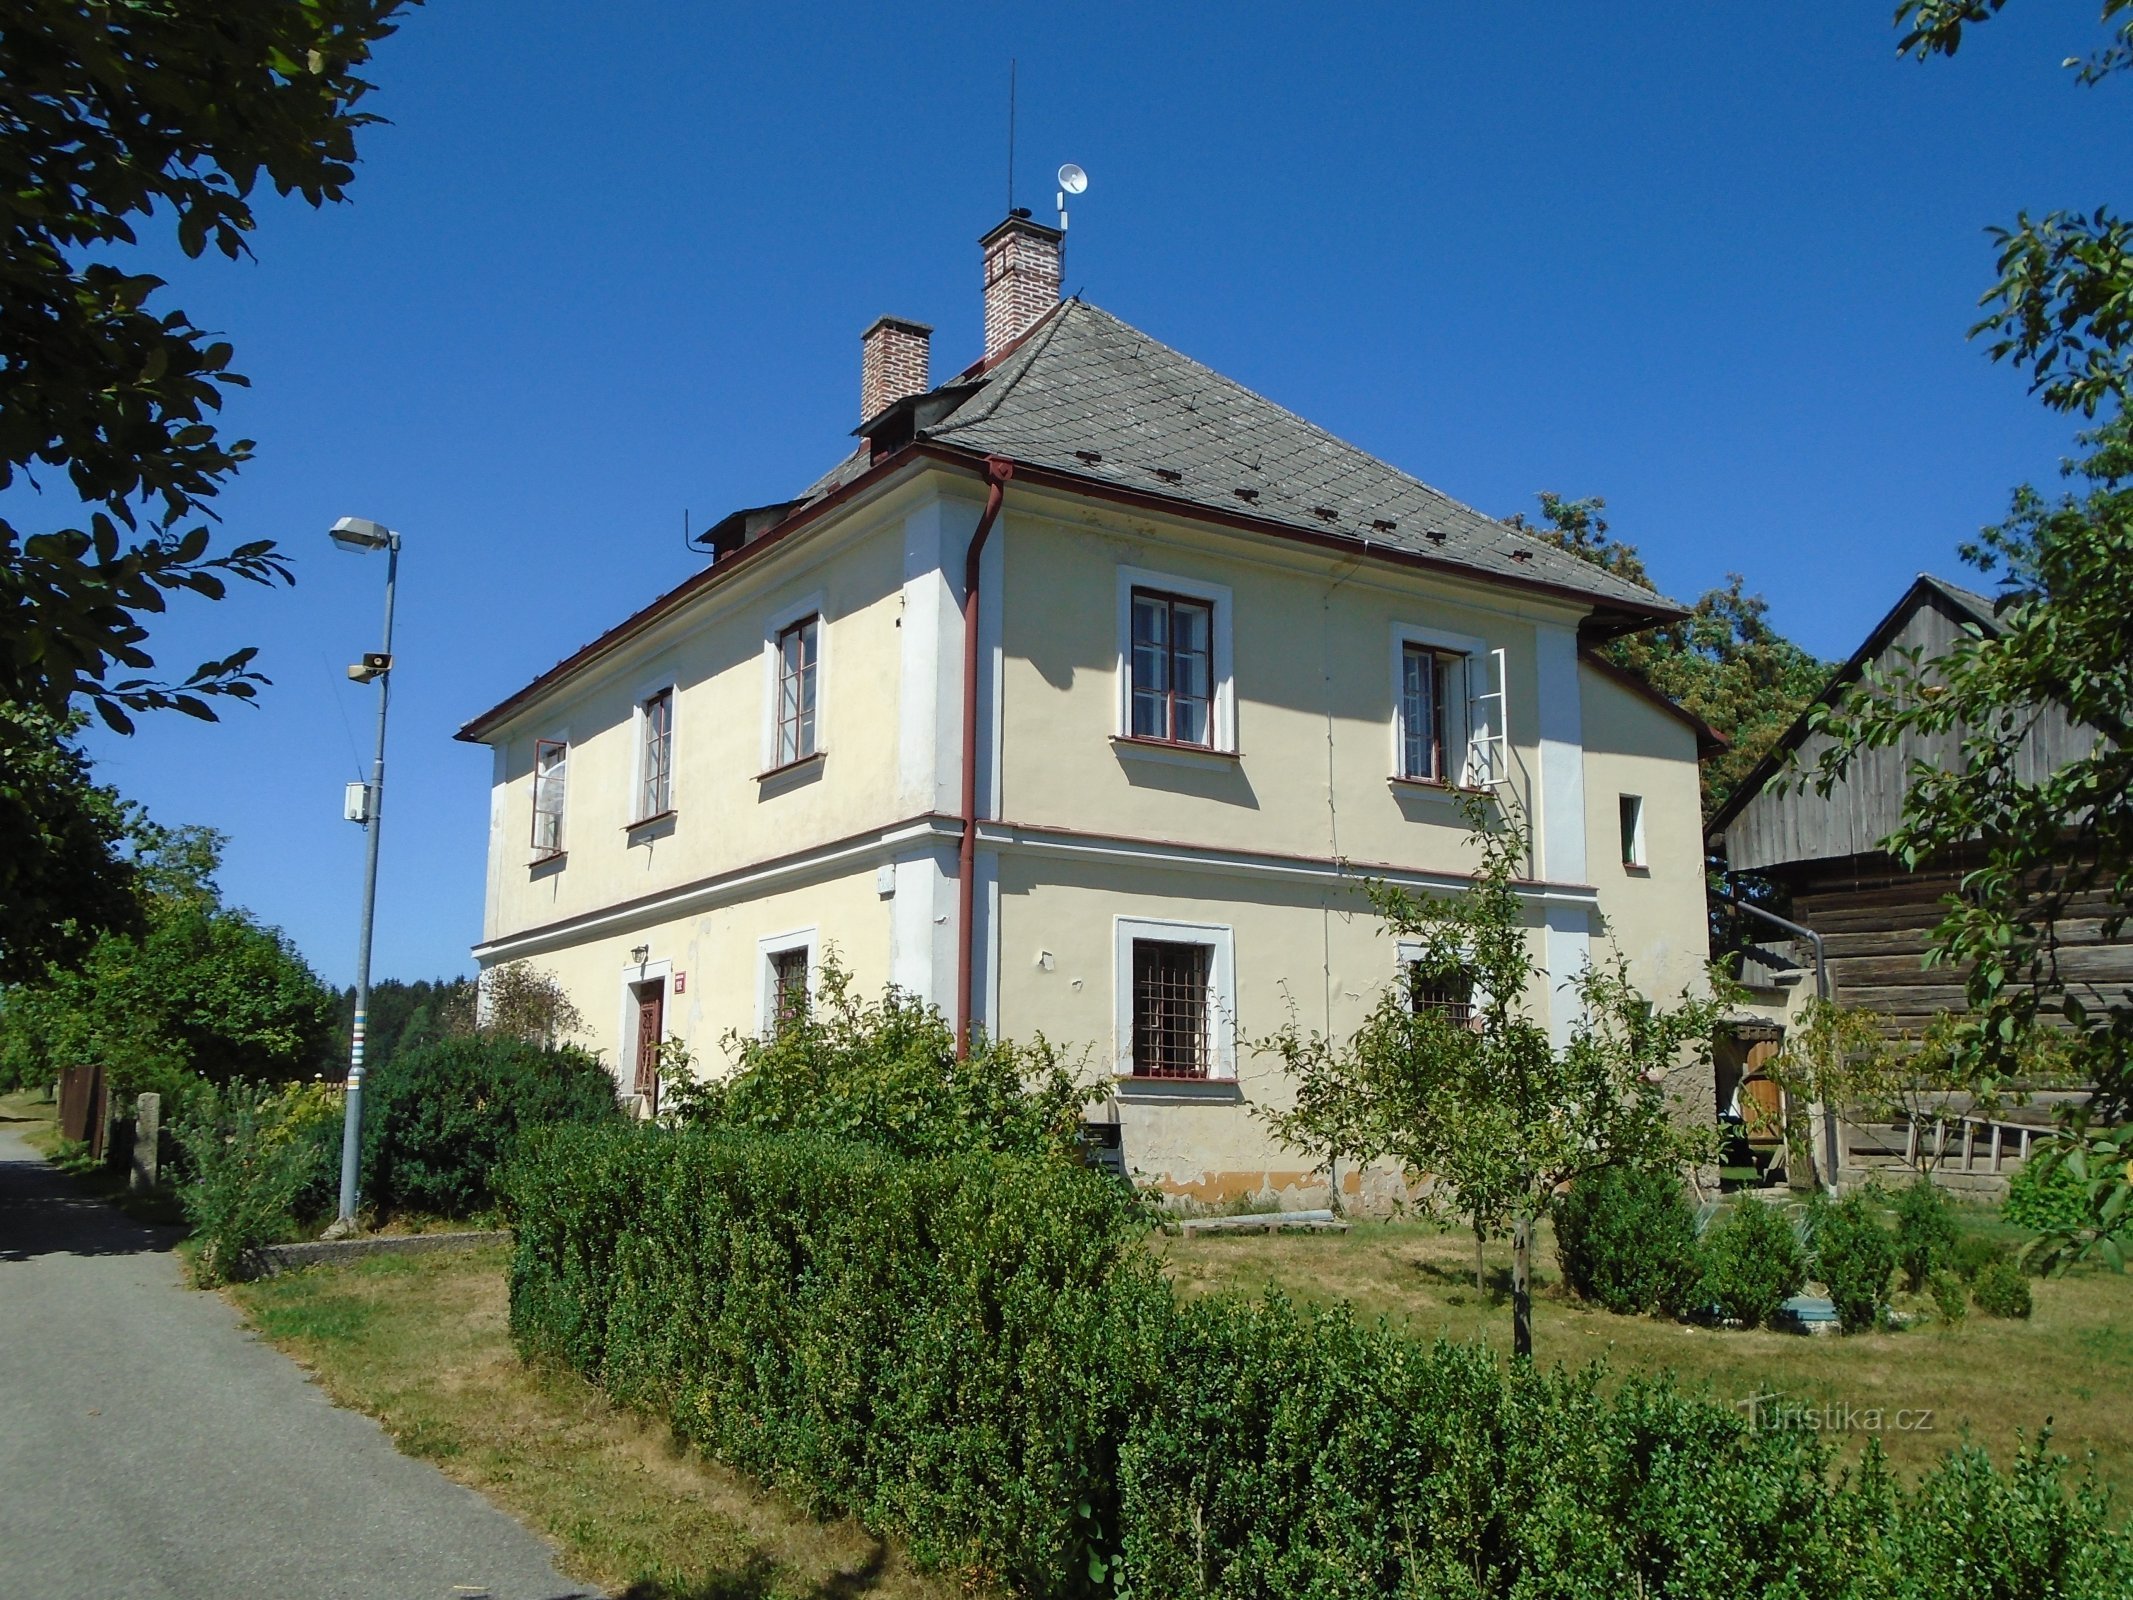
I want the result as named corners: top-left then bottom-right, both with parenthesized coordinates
top-left (465, 455), bottom-right (1714, 1203)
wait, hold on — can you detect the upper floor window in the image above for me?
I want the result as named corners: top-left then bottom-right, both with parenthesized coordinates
top-left (1399, 643), bottom-right (1469, 783)
top-left (531, 738), bottom-right (567, 860)
top-left (637, 687), bottom-right (673, 821)
top-left (1130, 588), bottom-right (1214, 746)
top-left (1620, 793), bottom-right (1646, 869)
top-left (775, 615), bottom-right (819, 766)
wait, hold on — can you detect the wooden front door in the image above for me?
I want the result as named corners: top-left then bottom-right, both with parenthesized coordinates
top-left (1740, 1039), bottom-right (1784, 1146)
top-left (633, 981), bottom-right (665, 1105)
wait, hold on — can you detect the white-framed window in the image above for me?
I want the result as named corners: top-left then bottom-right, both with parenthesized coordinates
top-left (1113, 915), bottom-right (1236, 1079)
top-left (634, 685), bottom-right (675, 822)
top-left (1116, 566), bottom-right (1235, 751)
top-left (530, 736), bottom-right (567, 860)
top-left (755, 927), bottom-right (817, 1034)
top-left (1619, 793), bottom-right (1647, 869)
top-left (1389, 623), bottom-right (1487, 785)
top-left (775, 614), bottom-right (820, 766)
top-left (760, 592), bottom-right (829, 773)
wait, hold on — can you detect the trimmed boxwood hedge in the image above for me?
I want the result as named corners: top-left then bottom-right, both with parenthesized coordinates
top-left (506, 1123), bottom-right (2133, 1599)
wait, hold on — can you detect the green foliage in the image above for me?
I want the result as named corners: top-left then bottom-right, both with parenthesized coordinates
top-left (1894, 1179), bottom-right (1962, 1292)
top-left (361, 1034), bottom-right (621, 1219)
top-left (1930, 1269), bottom-right (1971, 1325)
top-left (2006, 1143), bottom-right (2098, 1231)
top-left (174, 1079), bottom-right (340, 1284)
top-left (1812, 1192), bottom-right (1900, 1334)
top-left (1973, 1258), bottom-right (2037, 1319)
top-left (2016, 1132), bottom-right (2133, 1276)
top-left (1695, 1199), bottom-right (1808, 1328)
top-left (1951, 1230), bottom-right (2012, 1281)
top-left (0, 825), bottom-right (337, 1099)
top-left (1257, 795), bottom-right (1727, 1355)
top-left (507, 1120), bottom-right (2133, 1599)
top-left (1552, 1163), bottom-right (1701, 1316)
top-left (327, 976), bottom-right (458, 1074)
top-left (1509, 493), bottom-right (1827, 814)
top-left (0, 0), bottom-right (413, 729)
top-left (0, 704), bottom-right (141, 983)
top-left (664, 956), bottom-right (1102, 1161)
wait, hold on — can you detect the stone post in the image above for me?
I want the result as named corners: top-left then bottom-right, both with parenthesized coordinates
top-left (131, 1091), bottom-right (161, 1191)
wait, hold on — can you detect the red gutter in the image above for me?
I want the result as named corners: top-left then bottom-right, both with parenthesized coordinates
top-left (956, 456), bottom-right (1016, 1059)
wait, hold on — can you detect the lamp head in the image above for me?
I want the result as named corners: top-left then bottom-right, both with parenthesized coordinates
top-left (329, 515), bottom-right (395, 553)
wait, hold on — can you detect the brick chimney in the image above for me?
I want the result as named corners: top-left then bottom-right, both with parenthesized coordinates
top-left (860, 315), bottom-right (932, 423)
top-left (981, 211), bottom-right (1062, 360)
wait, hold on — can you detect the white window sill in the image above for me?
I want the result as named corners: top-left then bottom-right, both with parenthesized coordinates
top-left (1111, 735), bottom-right (1241, 771)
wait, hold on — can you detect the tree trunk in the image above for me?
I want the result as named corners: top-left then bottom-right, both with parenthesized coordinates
top-left (1473, 1221), bottom-right (1486, 1292)
top-left (1510, 1212), bottom-right (1534, 1359)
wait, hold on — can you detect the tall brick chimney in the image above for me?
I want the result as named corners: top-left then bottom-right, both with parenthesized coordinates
top-left (860, 315), bottom-right (932, 423)
top-left (981, 211), bottom-right (1062, 361)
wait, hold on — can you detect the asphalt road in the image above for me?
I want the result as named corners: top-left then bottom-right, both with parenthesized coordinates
top-left (0, 1120), bottom-right (589, 1600)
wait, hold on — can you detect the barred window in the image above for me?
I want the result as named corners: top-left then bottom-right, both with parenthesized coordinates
top-left (1129, 589), bottom-right (1214, 746)
top-left (1132, 939), bottom-right (1211, 1078)
top-left (775, 615), bottom-right (819, 766)
top-left (770, 947), bottom-right (809, 1030)
top-left (638, 688), bottom-right (673, 820)
top-left (531, 738), bottom-right (567, 859)
top-left (1406, 961), bottom-right (1475, 1028)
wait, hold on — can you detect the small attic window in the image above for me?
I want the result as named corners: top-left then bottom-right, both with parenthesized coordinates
top-left (1311, 506), bottom-right (1338, 523)
top-left (1233, 487), bottom-right (1259, 504)
top-left (1152, 467), bottom-right (1183, 484)
top-left (1371, 518), bottom-right (1398, 533)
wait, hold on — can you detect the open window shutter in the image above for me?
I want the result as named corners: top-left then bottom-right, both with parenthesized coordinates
top-left (1464, 647), bottom-right (1509, 787)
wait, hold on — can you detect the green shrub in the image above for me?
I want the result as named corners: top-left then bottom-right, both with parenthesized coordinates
top-left (1694, 1199), bottom-right (1807, 1327)
top-left (662, 958), bottom-right (1100, 1160)
top-left (362, 1035), bottom-right (619, 1218)
top-left (174, 1080), bottom-right (338, 1284)
top-left (1928, 1270), bottom-right (1970, 1325)
top-left (1950, 1231), bottom-right (2011, 1282)
top-left (1893, 1178), bottom-right (1961, 1292)
top-left (1553, 1162), bottom-right (1700, 1315)
top-left (2006, 1148), bottom-right (2093, 1232)
top-left (1973, 1259), bottom-right (2036, 1319)
top-left (1813, 1191), bottom-right (1900, 1333)
top-left (505, 1122), bottom-right (2133, 1599)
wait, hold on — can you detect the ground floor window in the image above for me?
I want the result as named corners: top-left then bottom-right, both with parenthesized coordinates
top-left (1405, 962), bottom-right (1475, 1027)
top-left (756, 928), bottom-right (817, 1035)
top-left (1114, 916), bottom-right (1236, 1080)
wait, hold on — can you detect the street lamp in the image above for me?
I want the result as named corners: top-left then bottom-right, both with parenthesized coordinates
top-left (329, 515), bottom-right (400, 1228)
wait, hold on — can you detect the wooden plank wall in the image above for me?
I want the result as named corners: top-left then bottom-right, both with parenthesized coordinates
top-left (1727, 590), bottom-right (2095, 873)
top-left (1789, 853), bottom-right (2133, 1036)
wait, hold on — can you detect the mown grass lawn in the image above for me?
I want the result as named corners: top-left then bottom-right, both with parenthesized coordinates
top-left (1156, 1207), bottom-right (2133, 1503)
top-left (229, 1246), bottom-right (978, 1600)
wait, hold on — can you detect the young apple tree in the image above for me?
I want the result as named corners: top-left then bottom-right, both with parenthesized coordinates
top-left (1258, 797), bottom-right (1727, 1357)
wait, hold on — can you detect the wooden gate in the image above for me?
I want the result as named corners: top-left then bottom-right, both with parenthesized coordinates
top-left (57, 1063), bottom-right (110, 1158)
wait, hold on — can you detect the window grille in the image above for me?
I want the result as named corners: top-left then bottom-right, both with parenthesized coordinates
top-left (1407, 961), bottom-right (1475, 1028)
top-left (770, 947), bottom-right (809, 1029)
top-left (1132, 939), bottom-right (1211, 1077)
top-left (1129, 589), bottom-right (1214, 746)
top-left (638, 688), bottom-right (673, 819)
top-left (776, 616), bottom-right (819, 765)
top-left (531, 738), bottom-right (567, 859)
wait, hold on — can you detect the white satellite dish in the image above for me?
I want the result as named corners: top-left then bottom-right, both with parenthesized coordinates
top-left (1056, 163), bottom-right (1087, 233)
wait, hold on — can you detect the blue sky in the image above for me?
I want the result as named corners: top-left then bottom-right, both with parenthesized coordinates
top-left (62, 2), bottom-right (2124, 987)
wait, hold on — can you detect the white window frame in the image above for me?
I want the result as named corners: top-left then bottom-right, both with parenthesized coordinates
top-left (1388, 622), bottom-right (1487, 786)
top-left (1115, 566), bottom-right (1236, 752)
top-left (630, 678), bottom-right (678, 825)
top-left (530, 730), bottom-right (569, 862)
top-left (1113, 914), bottom-right (1237, 1080)
top-left (755, 926), bottom-right (818, 1034)
top-left (1619, 793), bottom-right (1647, 870)
top-left (760, 591), bottom-right (829, 773)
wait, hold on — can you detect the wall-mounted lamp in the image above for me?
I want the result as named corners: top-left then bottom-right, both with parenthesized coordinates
top-left (630, 944), bottom-right (650, 966)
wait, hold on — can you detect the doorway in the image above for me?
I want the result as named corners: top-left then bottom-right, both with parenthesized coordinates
top-left (631, 978), bottom-right (665, 1113)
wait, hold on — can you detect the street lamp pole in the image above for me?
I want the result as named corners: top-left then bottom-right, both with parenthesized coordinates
top-left (330, 516), bottom-right (402, 1226)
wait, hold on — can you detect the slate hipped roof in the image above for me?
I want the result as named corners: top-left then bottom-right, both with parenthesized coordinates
top-left (461, 297), bottom-right (1680, 740)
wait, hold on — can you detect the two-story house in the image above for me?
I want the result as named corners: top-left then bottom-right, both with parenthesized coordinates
top-left (457, 211), bottom-right (1717, 1203)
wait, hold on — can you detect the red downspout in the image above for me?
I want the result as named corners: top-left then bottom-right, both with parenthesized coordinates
top-left (956, 456), bottom-right (1016, 1058)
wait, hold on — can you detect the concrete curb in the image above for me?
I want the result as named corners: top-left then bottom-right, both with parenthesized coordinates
top-left (243, 1230), bottom-right (510, 1279)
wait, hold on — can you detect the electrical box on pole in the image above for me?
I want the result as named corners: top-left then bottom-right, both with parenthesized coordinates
top-left (344, 781), bottom-right (373, 824)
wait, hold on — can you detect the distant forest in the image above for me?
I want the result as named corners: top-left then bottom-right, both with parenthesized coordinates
top-left (328, 977), bottom-right (467, 1073)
